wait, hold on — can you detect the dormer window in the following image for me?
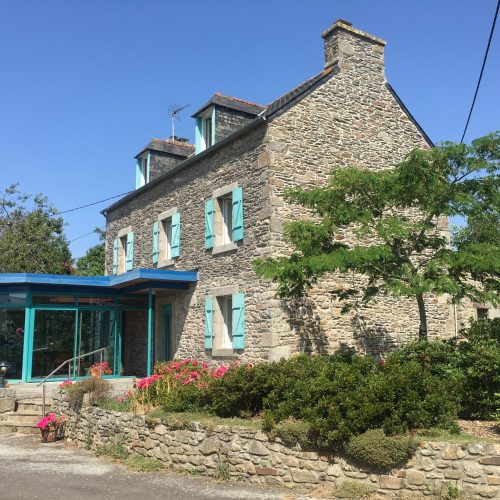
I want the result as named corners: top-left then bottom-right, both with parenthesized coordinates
top-left (135, 153), bottom-right (150, 189)
top-left (195, 107), bottom-right (216, 154)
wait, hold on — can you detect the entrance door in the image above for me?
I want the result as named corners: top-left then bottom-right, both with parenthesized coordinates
top-left (76, 310), bottom-right (117, 377)
top-left (30, 309), bottom-right (76, 380)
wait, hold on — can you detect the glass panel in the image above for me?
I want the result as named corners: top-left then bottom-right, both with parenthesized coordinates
top-left (31, 310), bottom-right (75, 379)
top-left (75, 310), bottom-right (116, 377)
top-left (32, 294), bottom-right (75, 305)
top-left (78, 296), bottom-right (116, 306)
top-left (0, 307), bottom-right (25, 379)
top-left (0, 293), bottom-right (27, 306)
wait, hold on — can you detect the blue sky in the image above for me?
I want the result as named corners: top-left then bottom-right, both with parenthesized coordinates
top-left (0, 0), bottom-right (499, 258)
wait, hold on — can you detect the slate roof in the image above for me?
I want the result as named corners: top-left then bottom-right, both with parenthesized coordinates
top-left (192, 93), bottom-right (266, 117)
top-left (136, 138), bottom-right (195, 158)
top-left (262, 66), bottom-right (336, 118)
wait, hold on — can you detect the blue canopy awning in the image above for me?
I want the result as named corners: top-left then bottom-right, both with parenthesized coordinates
top-left (0, 268), bottom-right (197, 294)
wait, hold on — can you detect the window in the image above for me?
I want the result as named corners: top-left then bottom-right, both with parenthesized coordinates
top-left (476, 307), bottom-right (489, 320)
top-left (195, 107), bottom-right (215, 153)
top-left (135, 153), bottom-right (150, 189)
top-left (205, 291), bottom-right (245, 354)
top-left (218, 195), bottom-right (233, 246)
top-left (161, 218), bottom-right (173, 261)
top-left (153, 211), bottom-right (180, 265)
top-left (205, 186), bottom-right (243, 251)
top-left (113, 230), bottom-right (134, 274)
top-left (204, 116), bottom-right (213, 149)
top-left (216, 296), bottom-right (233, 350)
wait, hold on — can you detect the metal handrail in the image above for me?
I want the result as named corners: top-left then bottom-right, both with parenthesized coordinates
top-left (37, 347), bottom-right (108, 416)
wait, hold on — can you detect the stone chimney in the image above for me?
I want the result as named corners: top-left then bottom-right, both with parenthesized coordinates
top-left (321, 19), bottom-right (386, 78)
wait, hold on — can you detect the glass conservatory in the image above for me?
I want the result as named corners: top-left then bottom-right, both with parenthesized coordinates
top-left (0, 269), bottom-right (197, 383)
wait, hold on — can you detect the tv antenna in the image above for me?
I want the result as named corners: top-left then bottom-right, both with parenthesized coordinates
top-left (168, 103), bottom-right (190, 139)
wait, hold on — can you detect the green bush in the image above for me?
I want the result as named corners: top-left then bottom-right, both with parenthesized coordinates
top-left (394, 319), bottom-right (500, 420)
top-left (66, 378), bottom-right (111, 408)
top-left (455, 319), bottom-right (500, 419)
top-left (203, 352), bottom-right (459, 451)
top-left (345, 429), bottom-right (417, 469)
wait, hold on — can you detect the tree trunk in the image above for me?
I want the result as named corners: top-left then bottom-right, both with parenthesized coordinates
top-left (416, 293), bottom-right (428, 339)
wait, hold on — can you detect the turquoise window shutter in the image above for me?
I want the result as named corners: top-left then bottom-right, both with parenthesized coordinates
top-left (171, 212), bottom-right (181, 258)
top-left (195, 118), bottom-right (203, 154)
top-left (232, 187), bottom-right (244, 241)
top-left (152, 222), bottom-right (159, 264)
top-left (125, 232), bottom-right (134, 271)
top-left (232, 292), bottom-right (245, 349)
top-left (135, 159), bottom-right (142, 189)
top-left (205, 198), bottom-right (215, 249)
top-left (112, 238), bottom-right (118, 275)
top-left (204, 296), bottom-right (214, 349)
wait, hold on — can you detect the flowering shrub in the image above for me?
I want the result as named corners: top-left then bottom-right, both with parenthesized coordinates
top-left (58, 380), bottom-right (73, 389)
top-left (36, 412), bottom-right (65, 431)
top-left (128, 359), bottom-right (234, 413)
top-left (88, 361), bottom-right (112, 378)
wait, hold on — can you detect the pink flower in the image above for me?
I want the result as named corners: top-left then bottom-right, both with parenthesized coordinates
top-left (213, 365), bottom-right (229, 378)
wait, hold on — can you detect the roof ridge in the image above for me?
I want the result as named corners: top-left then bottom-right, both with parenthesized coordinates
top-left (214, 92), bottom-right (266, 109)
top-left (150, 138), bottom-right (194, 148)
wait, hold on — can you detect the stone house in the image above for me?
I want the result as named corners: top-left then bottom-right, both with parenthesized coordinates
top-left (3, 19), bottom-right (494, 385)
top-left (102, 18), bottom-right (464, 372)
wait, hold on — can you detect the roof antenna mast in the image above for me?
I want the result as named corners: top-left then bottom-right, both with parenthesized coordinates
top-left (168, 103), bottom-right (190, 140)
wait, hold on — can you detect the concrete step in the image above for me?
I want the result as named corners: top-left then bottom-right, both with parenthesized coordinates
top-left (17, 398), bottom-right (53, 413)
top-left (0, 422), bottom-right (39, 434)
top-left (2, 411), bottom-right (41, 425)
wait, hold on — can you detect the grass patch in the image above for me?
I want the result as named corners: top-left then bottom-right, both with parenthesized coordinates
top-left (146, 409), bottom-right (262, 430)
top-left (124, 455), bottom-right (165, 472)
top-left (334, 480), bottom-right (376, 499)
top-left (95, 442), bottom-right (129, 460)
top-left (97, 397), bottom-right (131, 413)
top-left (415, 428), bottom-right (498, 445)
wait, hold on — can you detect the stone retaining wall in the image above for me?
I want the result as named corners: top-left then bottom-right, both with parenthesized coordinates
top-left (56, 399), bottom-right (500, 498)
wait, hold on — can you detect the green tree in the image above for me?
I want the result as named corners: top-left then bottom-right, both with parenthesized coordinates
top-left (0, 184), bottom-right (72, 274)
top-left (76, 229), bottom-right (105, 276)
top-left (254, 133), bottom-right (500, 339)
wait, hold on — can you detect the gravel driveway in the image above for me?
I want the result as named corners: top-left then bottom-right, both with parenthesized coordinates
top-left (0, 433), bottom-right (293, 500)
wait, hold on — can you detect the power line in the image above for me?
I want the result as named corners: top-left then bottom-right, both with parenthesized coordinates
top-left (460, 0), bottom-right (500, 143)
top-left (69, 226), bottom-right (106, 243)
top-left (54, 190), bottom-right (132, 216)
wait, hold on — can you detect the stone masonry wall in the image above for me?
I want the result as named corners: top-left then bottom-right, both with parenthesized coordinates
top-left (56, 401), bottom-right (500, 499)
top-left (149, 151), bottom-right (188, 181)
top-left (263, 24), bottom-right (455, 359)
top-left (122, 310), bottom-right (148, 376)
top-left (215, 107), bottom-right (256, 143)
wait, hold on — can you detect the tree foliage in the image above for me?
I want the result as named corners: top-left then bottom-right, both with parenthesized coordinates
top-left (254, 133), bottom-right (500, 338)
top-left (0, 184), bottom-right (72, 274)
top-left (75, 229), bottom-right (105, 276)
